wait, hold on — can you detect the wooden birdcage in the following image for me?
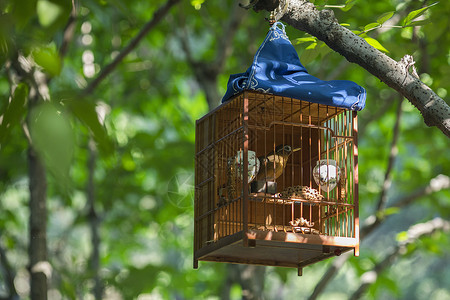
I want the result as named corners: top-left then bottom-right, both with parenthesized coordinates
top-left (194, 91), bottom-right (359, 275)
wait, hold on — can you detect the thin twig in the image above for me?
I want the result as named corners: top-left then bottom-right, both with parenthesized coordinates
top-left (178, 1), bottom-right (246, 110)
top-left (308, 174), bottom-right (449, 300)
top-left (375, 98), bottom-right (403, 211)
top-left (0, 238), bottom-right (19, 298)
top-left (59, 0), bottom-right (78, 58)
top-left (350, 218), bottom-right (450, 300)
top-left (361, 174), bottom-right (450, 239)
top-left (83, 0), bottom-right (181, 96)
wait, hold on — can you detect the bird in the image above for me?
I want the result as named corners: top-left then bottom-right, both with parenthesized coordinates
top-left (256, 144), bottom-right (301, 182)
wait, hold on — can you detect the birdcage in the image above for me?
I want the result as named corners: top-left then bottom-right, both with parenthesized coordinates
top-left (194, 91), bottom-right (359, 275)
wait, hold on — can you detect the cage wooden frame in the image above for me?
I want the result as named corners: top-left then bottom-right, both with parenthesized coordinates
top-left (194, 91), bottom-right (359, 275)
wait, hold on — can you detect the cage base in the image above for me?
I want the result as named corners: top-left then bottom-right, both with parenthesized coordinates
top-left (194, 230), bottom-right (357, 275)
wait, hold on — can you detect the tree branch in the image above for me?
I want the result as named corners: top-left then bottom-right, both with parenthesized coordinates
top-left (83, 0), bottom-right (181, 95)
top-left (87, 139), bottom-right (102, 299)
top-left (253, 0), bottom-right (450, 137)
top-left (59, 0), bottom-right (78, 58)
top-left (179, 2), bottom-right (246, 110)
top-left (350, 217), bottom-right (450, 300)
top-left (308, 174), bottom-right (450, 300)
top-left (375, 98), bottom-right (402, 211)
top-left (0, 237), bottom-right (18, 299)
top-left (215, 3), bottom-right (247, 72)
top-left (361, 174), bottom-right (450, 239)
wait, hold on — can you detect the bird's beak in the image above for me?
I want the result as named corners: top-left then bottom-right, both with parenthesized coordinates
top-left (292, 147), bottom-right (301, 152)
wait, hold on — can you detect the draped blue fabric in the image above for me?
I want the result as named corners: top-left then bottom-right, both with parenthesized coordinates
top-left (221, 22), bottom-right (366, 111)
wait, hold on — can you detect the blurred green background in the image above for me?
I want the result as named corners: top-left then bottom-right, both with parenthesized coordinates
top-left (0, 0), bottom-right (449, 299)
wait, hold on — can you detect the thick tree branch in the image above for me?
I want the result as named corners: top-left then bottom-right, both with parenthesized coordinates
top-left (253, 0), bottom-right (450, 137)
top-left (350, 217), bottom-right (450, 300)
top-left (83, 0), bottom-right (181, 95)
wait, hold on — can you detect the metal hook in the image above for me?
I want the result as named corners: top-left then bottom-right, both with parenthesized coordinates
top-left (271, 0), bottom-right (290, 23)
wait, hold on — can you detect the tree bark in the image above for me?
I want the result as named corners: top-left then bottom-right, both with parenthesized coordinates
top-left (253, 0), bottom-right (450, 137)
top-left (28, 140), bottom-right (48, 300)
top-left (87, 139), bottom-right (102, 299)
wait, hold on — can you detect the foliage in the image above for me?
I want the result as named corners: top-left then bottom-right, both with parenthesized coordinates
top-left (0, 0), bottom-right (449, 299)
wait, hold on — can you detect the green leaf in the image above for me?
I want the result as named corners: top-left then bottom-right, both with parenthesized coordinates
top-left (384, 207), bottom-right (400, 216)
top-left (300, 43), bottom-right (319, 65)
top-left (341, 0), bottom-right (356, 12)
top-left (364, 37), bottom-right (389, 53)
top-left (317, 41), bottom-right (332, 57)
top-left (402, 19), bottom-right (432, 27)
top-left (294, 37), bottom-right (317, 44)
top-left (396, 231), bottom-right (408, 242)
top-left (11, 0), bottom-right (37, 29)
top-left (29, 102), bottom-right (74, 191)
top-left (364, 22), bottom-right (380, 32)
top-left (37, 0), bottom-right (64, 27)
top-left (402, 2), bottom-right (438, 26)
top-left (64, 98), bottom-right (114, 157)
top-left (378, 276), bottom-right (400, 296)
top-left (377, 11), bottom-right (395, 25)
top-left (33, 45), bottom-right (62, 76)
top-left (0, 83), bottom-right (29, 147)
top-left (190, 0), bottom-right (205, 10)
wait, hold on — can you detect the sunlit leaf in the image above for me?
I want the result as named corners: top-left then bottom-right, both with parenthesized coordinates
top-left (402, 19), bottom-right (432, 27)
top-left (190, 0), bottom-right (205, 10)
top-left (341, 0), bottom-right (356, 12)
top-left (33, 45), bottom-right (62, 76)
top-left (402, 2), bottom-right (438, 26)
top-left (396, 231), bottom-right (408, 242)
top-left (37, 0), bottom-right (63, 27)
top-left (377, 11), bottom-right (395, 25)
top-left (383, 207), bottom-right (400, 216)
top-left (294, 37), bottom-right (317, 44)
top-left (364, 37), bottom-right (389, 53)
top-left (364, 22), bottom-right (380, 32)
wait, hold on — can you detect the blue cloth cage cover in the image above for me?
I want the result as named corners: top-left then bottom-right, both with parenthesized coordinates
top-left (221, 22), bottom-right (366, 111)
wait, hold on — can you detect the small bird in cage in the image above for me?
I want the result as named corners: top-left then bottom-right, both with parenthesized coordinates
top-left (220, 150), bottom-right (260, 204)
top-left (256, 145), bottom-right (301, 182)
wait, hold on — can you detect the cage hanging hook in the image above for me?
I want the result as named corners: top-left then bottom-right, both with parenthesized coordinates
top-left (269, 0), bottom-right (290, 25)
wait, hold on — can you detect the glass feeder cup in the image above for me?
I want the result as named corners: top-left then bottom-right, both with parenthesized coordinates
top-left (313, 159), bottom-right (341, 192)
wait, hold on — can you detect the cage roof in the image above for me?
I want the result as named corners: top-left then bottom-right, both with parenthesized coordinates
top-left (221, 22), bottom-right (366, 111)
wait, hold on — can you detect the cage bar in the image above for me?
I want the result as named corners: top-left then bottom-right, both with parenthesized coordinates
top-left (194, 91), bottom-right (359, 274)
